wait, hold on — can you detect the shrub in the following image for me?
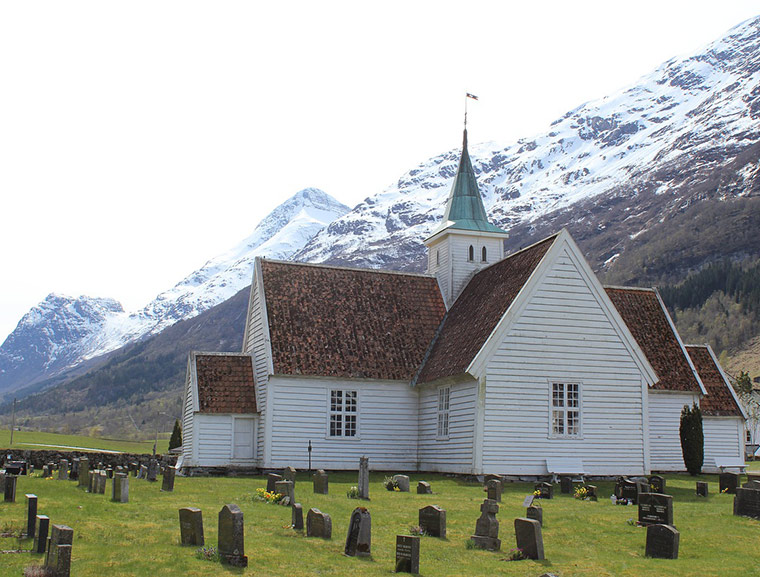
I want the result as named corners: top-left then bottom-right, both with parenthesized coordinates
top-left (168, 419), bottom-right (182, 451)
top-left (680, 403), bottom-right (704, 475)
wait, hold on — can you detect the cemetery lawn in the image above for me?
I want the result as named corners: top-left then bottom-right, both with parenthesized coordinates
top-left (2, 470), bottom-right (760, 577)
top-left (0, 429), bottom-right (169, 454)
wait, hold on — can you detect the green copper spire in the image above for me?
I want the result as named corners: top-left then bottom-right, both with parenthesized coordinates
top-left (429, 129), bottom-right (508, 237)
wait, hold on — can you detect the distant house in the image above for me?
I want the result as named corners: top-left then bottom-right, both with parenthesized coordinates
top-left (181, 129), bottom-right (744, 475)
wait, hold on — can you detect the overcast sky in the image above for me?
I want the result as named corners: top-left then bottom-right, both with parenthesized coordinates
top-left (1, 1), bottom-right (758, 342)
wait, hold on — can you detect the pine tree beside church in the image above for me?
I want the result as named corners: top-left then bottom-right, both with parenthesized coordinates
top-left (169, 419), bottom-right (182, 451)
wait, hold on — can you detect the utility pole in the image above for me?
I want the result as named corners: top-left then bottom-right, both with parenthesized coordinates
top-left (9, 398), bottom-right (17, 446)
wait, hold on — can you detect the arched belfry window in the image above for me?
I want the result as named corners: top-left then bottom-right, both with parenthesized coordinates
top-left (482, 246), bottom-right (487, 262)
top-left (468, 245), bottom-right (474, 262)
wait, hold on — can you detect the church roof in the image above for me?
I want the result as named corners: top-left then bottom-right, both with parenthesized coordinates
top-left (260, 260), bottom-right (446, 381)
top-left (685, 345), bottom-right (744, 418)
top-left (194, 353), bottom-right (257, 414)
top-left (427, 129), bottom-right (508, 239)
top-left (605, 287), bottom-right (703, 394)
top-left (416, 235), bottom-right (557, 383)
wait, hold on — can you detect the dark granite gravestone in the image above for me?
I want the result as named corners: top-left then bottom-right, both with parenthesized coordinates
top-left (720, 472), bottom-right (740, 494)
top-left (313, 470), bottom-right (328, 494)
top-left (395, 535), bottom-right (420, 574)
top-left (645, 524), bottom-right (679, 559)
top-left (358, 456), bottom-right (369, 500)
top-left (586, 484), bottom-right (598, 501)
top-left (638, 493), bottom-right (674, 526)
top-left (112, 473), bottom-right (129, 503)
top-left (70, 458), bottom-right (79, 481)
top-left (33, 515), bottom-right (50, 554)
top-left (179, 507), bottom-right (204, 546)
top-left (78, 458), bottom-right (89, 488)
top-left (535, 482), bottom-right (553, 499)
top-left (560, 476), bottom-right (572, 494)
top-left (417, 481), bottom-right (432, 494)
top-left (4, 460), bottom-right (27, 475)
top-left (306, 508), bottom-right (332, 539)
top-left (514, 517), bottom-right (544, 560)
top-left (344, 507), bottom-right (371, 557)
top-left (649, 475), bottom-right (666, 494)
top-left (615, 477), bottom-right (639, 503)
top-left (527, 505), bottom-right (543, 527)
top-left (419, 505), bottom-right (446, 538)
top-left (393, 475), bottom-right (410, 492)
top-left (267, 473), bottom-right (283, 493)
top-left (696, 481), bottom-right (708, 497)
top-left (283, 466), bottom-right (297, 485)
top-left (636, 478), bottom-right (650, 501)
top-left (486, 479), bottom-right (502, 502)
top-left (45, 524), bottom-right (74, 576)
top-left (162, 466), bottom-right (176, 492)
top-left (275, 480), bottom-right (295, 506)
top-left (106, 467), bottom-right (114, 479)
top-left (218, 504), bottom-right (247, 567)
top-left (147, 459), bottom-right (159, 482)
top-left (88, 471), bottom-right (96, 493)
top-left (470, 498), bottom-right (500, 551)
top-left (58, 460), bottom-right (69, 481)
top-left (734, 487), bottom-right (760, 519)
top-left (25, 494), bottom-right (38, 538)
top-left (3, 474), bottom-right (17, 502)
top-left (292, 503), bottom-right (304, 530)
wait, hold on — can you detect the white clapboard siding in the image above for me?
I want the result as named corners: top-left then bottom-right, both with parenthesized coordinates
top-left (266, 376), bottom-right (418, 470)
top-left (196, 415), bottom-right (233, 466)
top-left (449, 235), bottom-right (504, 306)
top-left (649, 392), bottom-right (698, 471)
top-left (427, 237), bottom-right (451, 305)
top-left (181, 364), bottom-right (197, 466)
top-left (417, 380), bottom-right (478, 473)
top-left (481, 247), bottom-right (648, 476)
top-left (703, 417), bottom-right (745, 473)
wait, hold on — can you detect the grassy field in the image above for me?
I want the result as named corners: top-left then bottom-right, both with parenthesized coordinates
top-left (0, 429), bottom-right (169, 454)
top-left (2, 469), bottom-right (760, 577)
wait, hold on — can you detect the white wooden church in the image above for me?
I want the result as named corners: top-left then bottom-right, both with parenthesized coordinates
top-left (180, 131), bottom-right (745, 476)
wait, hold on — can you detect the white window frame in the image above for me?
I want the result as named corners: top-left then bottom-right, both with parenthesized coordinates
top-left (326, 388), bottom-right (359, 439)
top-left (437, 385), bottom-right (451, 440)
top-left (548, 381), bottom-right (582, 438)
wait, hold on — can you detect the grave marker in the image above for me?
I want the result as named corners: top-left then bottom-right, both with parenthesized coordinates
top-left (292, 503), bottom-right (304, 530)
top-left (58, 460), bottom-right (69, 481)
top-left (275, 480), bottom-right (295, 506)
top-left (586, 484), bottom-right (598, 501)
top-left (720, 472), bottom-right (740, 494)
top-left (45, 524), bottom-right (73, 576)
top-left (218, 504), bottom-right (247, 567)
top-left (147, 459), bottom-right (159, 482)
top-left (734, 487), bottom-right (760, 519)
top-left (358, 456), bottom-right (369, 500)
top-left (283, 466), bottom-right (297, 485)
top-left (638, 493), bottom-right (674, 526)
top-left (306, 508), bottom-right (332, 539)
top-left (645, 524), bottom-right (679, 559)
top-left (179, 507), bottom-right (204, 546)
top-left (70, 459), bottom-right (79, 481)
top-left (470, 498), bottom-right (500, 551)
top-left (25, 494), bottom-right (38, 538)
top-left (3, 474), bottom-right (17, 502)
top-left (649, 475), bottom-right (666, 494)
top-left (696, 481), bottom-right (708, 497)
top-left (395, 535), bottom-right (420, 574)
top-left (417, 481), bottom-right (432, 494)
top-left (560, 476), bottom-right (572, 494)
top-left (344, 507), bottom-right (371, 557)
top-left (78, 458), bottom-right (89, 488)
top-left (514, 517), bottom-right (544, 560)
top-left (486, 478), bottom-right (502, 502)
top-left (419, 505), bottom-right (446, 538)
top-left (313, 470), bottom-right (328, 494)
top-left (162, 466), bottom-right (176, 492)
top-left (393, 474), bottom-right (410, 492)
top-left (112, 473), bottom-right (129, 503)
top-left (266, 473), bottom-right (283, 493)
top-left (33, 515), bottom-right (49, 554)
top-left (534, 482), bottom-right (553, 500)
top-left (527, 505), bottom-right (543, 527)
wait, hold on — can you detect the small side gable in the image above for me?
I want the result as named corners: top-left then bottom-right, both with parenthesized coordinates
top-left (467, 229), bottom-right (657, 385)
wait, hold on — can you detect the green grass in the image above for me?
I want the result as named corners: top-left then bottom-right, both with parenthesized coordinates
top-left (2, 470), bottom-right (760, 576)
top-left (0, 429), bottom-right (169, 454)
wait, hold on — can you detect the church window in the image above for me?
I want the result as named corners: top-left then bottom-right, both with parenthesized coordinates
top-left (550, 382), bottom-right (581, 437)
top-left (481, 246), bottom-right (487, 262)
top-left (468, 245), bottom-right (474, 262)
top-left (329, 389), bottom-right (358, 437)
top-left (437, 385), bottom-right (450, 439)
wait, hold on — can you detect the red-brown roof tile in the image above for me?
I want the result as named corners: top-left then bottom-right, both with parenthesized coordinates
top-left (261, 260), bottom-right (447, 381)
top-left (686, 345), bottom-right (744, 417)
top-left (416, 235), bottom-right (557, 383)
top-left (195, 353), bottom-right (257, 414)
top-left (605, 287), bottom-right (702, 393)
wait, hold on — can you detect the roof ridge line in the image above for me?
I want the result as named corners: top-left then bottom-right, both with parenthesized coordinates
top-left (260, 258), bottom-right (435, 279)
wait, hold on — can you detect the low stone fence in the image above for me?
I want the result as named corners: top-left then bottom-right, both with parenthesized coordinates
top-left (0, 448), bottom-right (176, 470)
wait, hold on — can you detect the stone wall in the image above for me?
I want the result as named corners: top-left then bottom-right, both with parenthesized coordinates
top-left (0, 448), bottom-right (176, 469)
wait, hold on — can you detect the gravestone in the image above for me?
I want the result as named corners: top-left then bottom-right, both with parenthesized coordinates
top-left (720, 472), bottom-right (740, 494)
top-left (638, 493), bottom-right (674, 526)
top-left (283, 466), bottom-right (297, 485)
top-left (417, 481), bottom-right (432, 494)
top-left (130, 462), bottom-right (139, 476)
top-left (266, 473), bottom-right (283, 493)
top-left (112, 473), bottom-right (129, 503)
top-left (162, 466), bottom-right (176, 492)
top-left (645, 524), bottom-right (679, 559)
top-left (179, 507), bottom-right (204, 546)
top-left (615, 477), bottom-right (638, 503)
top-left (514, 517), bottom-right (545, 560)
top-left (734, 487), bottom-right (760, 519)
top-left (33, 515), bottom-right (50, 554)
top-left (292, 503), bottom-right (304, 530)
top-left (313, 470), bottom-right (328, 494)
top-left (470, 498), bottom-right (500, 551)
top-left (306, 508), bottom-right (332, 539)
top-left (486, 478), bottom-right (502, 502)
top-left (97, 470), bottom-right (108, 494)
top-left (218, 504), bottom-right (247, 567)
top-left (45, 524), bottom-right (74, 575)
top-left (747, 472), bottom-right (760, 484)
top-left (743, 479), bottom-right (760, 490)
top-left (560, 476), bottom-right (572, 494)
top-left (106, 467), bottom-right (114, 479)
top-left (586, 484), bottom-right (598, 501)
top-left (534, 482), bottom-right (553, 500)
top-left (358, 456), bottom-right (369, 500)
top-left (484, 473), bottom-right (502, 484)
top-left (395, 535), bottom-right (420, 574)
top-left (25, 494), bottom-right (38, 538)
top-left (419, 505), bottom-right (446, 538)
top-left (527, 505), bottom-right (543, 527)
top-left (275, 480), bottom-right (295, 506)
top-left (636, 478), bottom-right (650, 500)
top-left (393, 474), bottom-right (410, 492)
top-left (78, 458), bottom-right (89, 488)
top-left (42, 465), bottom-right (51, 478)
top-left (58, 459), bottom-right (69, 480)
top-left (344, 507), bottom-right (371, 557)
top-left (696, 481), bottom-right (708, 497)
top-left (88, 471), bottom-right (96, 493)
top-left (139, 465), bottom-right (148, 479)
top-left (3, 474), bottom-right (17, 502)
top-left (70, 458), bottom-right (79, 481)
top-left (649, 475), bottom-right (666, 494)
top-left (147, 459), bottom-right (159, 482)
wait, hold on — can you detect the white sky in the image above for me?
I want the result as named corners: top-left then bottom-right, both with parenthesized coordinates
top-left (1, 1), bottom-right (758, 342)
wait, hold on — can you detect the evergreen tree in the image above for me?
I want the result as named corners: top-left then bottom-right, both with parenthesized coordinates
top-left (169, 419), bottom-right (182, 450)
top-left (735, 371), bottom-right (753, 395)
top-left (679, 403), bottom-right (704, 475)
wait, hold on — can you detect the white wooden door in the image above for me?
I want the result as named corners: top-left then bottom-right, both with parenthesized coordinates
top-left (233, 417), bottom-right (255, 460)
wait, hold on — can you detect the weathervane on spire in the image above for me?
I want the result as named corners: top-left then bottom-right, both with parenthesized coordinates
top-left (464, 92), bottom-right (479, 130)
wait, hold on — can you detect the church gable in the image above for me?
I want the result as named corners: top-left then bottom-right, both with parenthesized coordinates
top-left (193, 352), bottom-right (258, 414)
top-left (686, 345), bottom-right (745, 418)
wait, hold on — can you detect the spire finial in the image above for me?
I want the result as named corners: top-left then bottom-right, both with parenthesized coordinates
top-left (464, 92), bottom-right (478, 135)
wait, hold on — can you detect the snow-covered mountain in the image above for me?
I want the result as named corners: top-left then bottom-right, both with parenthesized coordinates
top-left (0, 188), bottom-right (349, 396)
top-left (296, 16), bottom-right (760, 270)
